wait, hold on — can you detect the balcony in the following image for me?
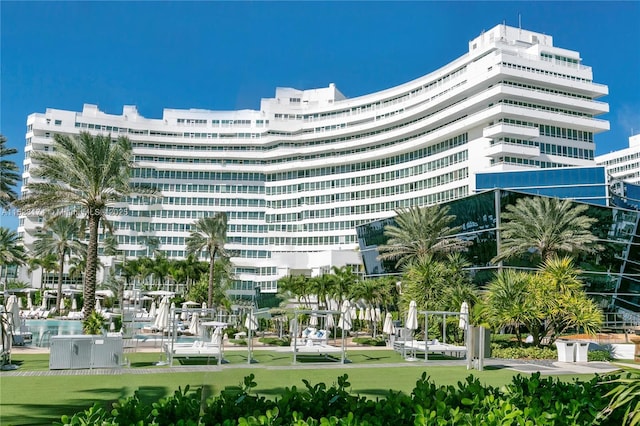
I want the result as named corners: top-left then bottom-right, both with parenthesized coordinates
top-left (483, 123), bottom-right (540, 139)
top-left (486, 141), bottom-right (540, 158)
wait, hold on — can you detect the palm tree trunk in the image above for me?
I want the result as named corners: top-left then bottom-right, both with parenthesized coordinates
top-left (56, 249), bottom-right (65, 313)
top-left (83, 214), bottom-right (99, 320)
top-left (207, 248), bottom-right (216, 308)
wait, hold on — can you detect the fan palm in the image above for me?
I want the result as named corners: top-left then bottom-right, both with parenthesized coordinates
top-left (16, 132), bottom-right (150, 318)
top-left (378, 204), bottom-right (470, 268)
top-left (0, 227), bottom-right (26, 287)
top-left (185, 212), bottom-right (228, 308)
top-left (32, 216), bottom-right (85, 312)
top-left (0, 134), bottom-right (20, 210)
top-left (493, 196), bottom-right (601, 264)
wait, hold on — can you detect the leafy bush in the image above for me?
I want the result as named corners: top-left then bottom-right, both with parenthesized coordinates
top-left (588, 349), bottom-right (613, 362)
top-left (58, 372), bottom-right (632, 425)
top-left (491, 344), bottom-right (557, 360)
top-left (352, 336), bottom-right (387, 346)
top-left (258, 336), bottom-right (290, 346)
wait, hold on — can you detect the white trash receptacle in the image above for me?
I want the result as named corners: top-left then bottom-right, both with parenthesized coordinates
top-left (555, 340), bottom-right (576, 362)
top-left (575, 342), bottom-right (589, 362)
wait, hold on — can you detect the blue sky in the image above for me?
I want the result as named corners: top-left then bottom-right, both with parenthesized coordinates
top-left (1, 1), bottom-right (639, 231)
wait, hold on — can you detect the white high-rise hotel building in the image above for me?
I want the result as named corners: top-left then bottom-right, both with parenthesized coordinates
top-left (20, 24), bottom-right (609, 296)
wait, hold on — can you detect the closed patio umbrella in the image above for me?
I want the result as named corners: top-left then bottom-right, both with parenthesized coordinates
top-left (405, 300), bottom-right (418, 331)
top-left (71, 297), bottom-right (77, 311)
top-left (459, 301), bottom-right (469, 330)
top-left (188, 312), bottom-right (201, 336)
top-left (383, 312), bottom-right (395, 334)
top-left (338, 300), bottom-right (352, 331)
top-left (153, 296), bottom-right (170, 331)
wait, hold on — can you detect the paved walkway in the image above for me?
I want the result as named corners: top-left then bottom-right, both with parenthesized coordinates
top-left (1, 356), bottom-right (628, 377)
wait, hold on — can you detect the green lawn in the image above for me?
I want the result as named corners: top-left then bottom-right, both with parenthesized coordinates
top-left (0, 350), bottom-right (595, 426)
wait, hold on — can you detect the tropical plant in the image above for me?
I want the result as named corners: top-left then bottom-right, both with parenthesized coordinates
top-left (378, 204), bottom-right (471, 268)
top-left (0, 227), bottom-right (26, 287)
top-left (0, 134), bottom-right (20, 210)
top-left (27, 253), bottom-right (58, 291)
top-left (32, 216), bottom-right (85, 312)
top-left (485, 256), bottom-right (602, 345)
top-left (599, 369), bottom-right (640, 426)
top-left (17, 132), bottom-right (152, 318)
top-left (185, 212), bottom-right (228, 308)
top-left (277, 274), bottom-right (312, 307)
top-left (399, 254), bottom-right (450, 311)
top-left (82, 310), bottom-right (107, 335)
top-left (492, 196), bottom-right (601, 264)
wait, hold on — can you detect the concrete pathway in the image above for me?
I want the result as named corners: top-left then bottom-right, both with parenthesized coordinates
top-left (0, 357), bottom-right (628, 377)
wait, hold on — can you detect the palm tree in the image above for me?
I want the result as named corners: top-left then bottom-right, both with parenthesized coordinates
top-left (185, 213), bottom-right (228, 308)
top-left (0, 134), bottom-right (20, 210)
top-left (378, 204), bottom-right (470, 268)
top-left (17, 132), bottom-right (149, 318)
top-left (485, 269), bottom-right (534, 345)
top-left (330, 265), bottom-right (361, 301)
top-left (0, 227), bottom-right (26, 290)
top-left (27, 253), bottom-right (57, 292)
top-left (492, 196), bottom-right (601, 264)
top-left (32, 216), bottom-right (85, 312)
top-left (399, 254), bottom-right (449, 311)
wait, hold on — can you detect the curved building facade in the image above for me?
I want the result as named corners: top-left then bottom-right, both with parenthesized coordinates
top-left (19, 24), bottom-right (609, 295)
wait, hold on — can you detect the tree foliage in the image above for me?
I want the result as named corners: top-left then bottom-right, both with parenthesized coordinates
top-left (378, 204), bottom-right (470, 268)
top-left (493, 196), bottom-right (601, 264)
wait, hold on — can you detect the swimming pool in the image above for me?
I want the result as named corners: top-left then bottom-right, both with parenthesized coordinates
top-left (26, 319), bottom-right (83, 346)
top-left (24, 319), bottom-right (199, 347)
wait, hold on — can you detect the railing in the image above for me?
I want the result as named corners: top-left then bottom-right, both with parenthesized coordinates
top-left (38, 330), bottom-right (52, 348)
top-left (602, 311), bottom-right (640, 332)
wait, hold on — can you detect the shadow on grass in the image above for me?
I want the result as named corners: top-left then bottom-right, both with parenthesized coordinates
top-left (0, 389), bottom-right (132, 426)
top-left (348, 353), bottom-right (393, 362)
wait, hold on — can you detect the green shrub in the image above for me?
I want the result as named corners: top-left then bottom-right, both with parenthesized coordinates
top-left (258, 336), bottom-right (290, 346)
top-left (588, 349), bottom-right (613, 362)
top-left (491, 344), bottom-right (557, 360)
top-left (59, 372), bottom-right (630, 425)
top-left (352, 336), bottom-right (387, 346)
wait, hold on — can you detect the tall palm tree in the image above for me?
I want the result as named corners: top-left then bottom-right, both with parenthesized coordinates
top-left (492, 196), bottom-right (601, 264)
top-left (0, 134), bottom-right (20, 211)
top-left (378, 204), bottom-right (470, 268)
top-left (32, 216), bottom-right (85, 312)
top-left (0, 227), bottom-right (26, 290)
top-left (16, 132), bottom-right (148, 318)
top-left (185, 212), bottom-right (228, 308)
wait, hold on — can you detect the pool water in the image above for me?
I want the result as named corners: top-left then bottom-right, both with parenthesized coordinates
top-left (25, 319), bottom-right (199, 347)
top-left (26, 319), bottom-right (83, 346)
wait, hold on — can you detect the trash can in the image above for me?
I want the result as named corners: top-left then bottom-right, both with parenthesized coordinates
top-left (555, 340), bottom-right (576, 362)
top-left (575, 342), bottom-right (589, 362)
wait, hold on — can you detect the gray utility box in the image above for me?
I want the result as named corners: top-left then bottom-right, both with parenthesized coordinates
top-left (49, 335), bottom-right (123, 370)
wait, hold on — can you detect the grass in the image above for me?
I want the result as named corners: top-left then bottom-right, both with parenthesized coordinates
top-left (0, 349), bottom-right (598, 426)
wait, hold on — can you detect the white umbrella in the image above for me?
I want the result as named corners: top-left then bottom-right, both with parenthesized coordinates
top-left (289, 316), bottom-right (298, 336)
top-left (405, 300), bottom-right (418, 331)
top-left (211, 326), bottom-right (223, 345)
top-left (41, 295), bottom-right (47, 310)
top-left (149, 301), bottom-right (157, 318)
top-left (459, 301), bottom-right (469, 330)
top-left (153, 296), bottom-right (170, 331)
top-left (6, 295), bottom-right (20, 330)
top-left (180, 302), bottom-right (189, 321)
top-left (338, 300), bottom-right (352, 331)
top-left (95, 298), bottom-right (102, 312)
top-left (17, 297), bottom-right (23, 309)
top-left (365, 307), bottom-right (372, 322)
top-left (383, 312), bottom-right (395, 334)
top-left (326, 313), bottom-right (335, 329)
top-left (374, 307), bottom-right (381, 323)
top-left (350, 306), bottom-right (357, 319)
top-left (188, 312), bottom-right (201, 336)
top-left (71, 297), bottom-right (77, 311)
top-left (309, 313), bottom-right (318, 327)
top-left (245, 311), bottom-right (258, 331)
top-left (201, 301), bottom-right (207, 316)
top-left (358, 307), bottom-right (364, 321)
top-left (27, 294), bottom-right (33, 310)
